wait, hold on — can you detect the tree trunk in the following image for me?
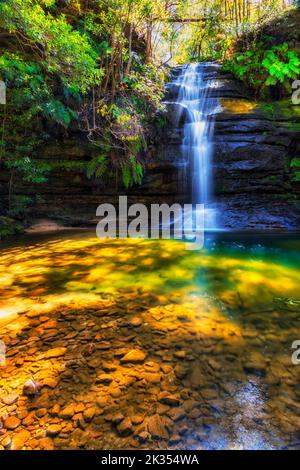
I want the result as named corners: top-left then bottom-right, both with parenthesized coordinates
top-left (145, 21), bottom-right (153, 63)
top-left (125, 24), bottom-right (133, 76)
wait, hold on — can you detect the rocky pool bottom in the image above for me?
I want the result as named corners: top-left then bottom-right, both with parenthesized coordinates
top-left (0, 232), bottom-right (300, 450)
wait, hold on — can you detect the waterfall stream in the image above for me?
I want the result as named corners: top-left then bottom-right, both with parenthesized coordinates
top-left (173, 62), bottom-right (220, 229)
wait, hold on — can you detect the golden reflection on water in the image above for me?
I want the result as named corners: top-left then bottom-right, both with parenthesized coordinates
top-left (1, 233), bottom-right (300, 450)
top-left (0, 234), bottom-right (300, 332)
top-left (220, 99), bottom-right (257, 114)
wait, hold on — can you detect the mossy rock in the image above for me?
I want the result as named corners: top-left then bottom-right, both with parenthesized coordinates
top-left (259, 100), bottom-right (300, 123)
top-left (0, 216), bottom-right (24, 240)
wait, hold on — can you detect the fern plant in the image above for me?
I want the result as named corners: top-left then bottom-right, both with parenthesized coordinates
top-left (225, 41), bottom-right (300, 98)
top-left (262, 43), bottom-right (300, 87)
top-left (86, 155), bottom-right (109, 179)
top-left (121, 156), bottom-right (143, 189)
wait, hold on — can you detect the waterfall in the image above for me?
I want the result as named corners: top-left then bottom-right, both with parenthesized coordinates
top-left (174, 62), bottom-right (220, 230)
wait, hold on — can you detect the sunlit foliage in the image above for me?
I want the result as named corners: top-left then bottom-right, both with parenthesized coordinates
top-left (0, 0), bottom-right (296, 214)
top-left (224, 41), bottom-right (300, 98)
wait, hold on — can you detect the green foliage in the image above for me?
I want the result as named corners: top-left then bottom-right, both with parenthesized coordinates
top-left (263, 46), bottom-right (300, 86)
top-left (5, 0), bottom-right (293, 214)
top-left (0, 0), bottom-right (167, 212)
top-left (5, 157), bottom-right (50, 184)
top-left (293, 172), bottom-right (300, 182)
top-left (87, 155), bottom-right (109, 179)
top-left (0, 0), bottom-right (102, 94)
top-left (290, 158), bottom-right (300, 182)
top-left (43, 100), bottom-right (78, 127)
top-left (225, 41), bottom-right (300, 98)
top-left (8, 196), bottom-right (33, 218)
top-left (291, 157), bottom-right (300, 168)
top-left (0, 216), bottom-right (23, 239)
top-left (121, 156), bottom-right (143, 189)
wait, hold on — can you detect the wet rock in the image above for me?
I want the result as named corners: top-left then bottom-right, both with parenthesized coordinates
top-left (39, 437), bottom-right (55, 450)
top-left (146, 414), bottom-right (169, 440)
top-left (4, 416), bottom-right (21, 430)
top-left (200, 389), bottom-right (218, 400)
top-left (116, 417), bottom-right (133, 437)
top-left (167, 408), bottom-right (185, 422)
top-left (183, 399), bottom-right (198, 412)
top-left (96, 374), bottom-right (113, 385)
top-left (159, 393), bottom-right (181, 407)
top-left (174, 351), bottom-right (186, 359)
top-left (1, 393), bottom-right (19, 405)
top-left (131, 415), bottom-right (144, 425)
top-left (103, 363), bottom-right (117, 372)
top-left (49, 404), bottom-right (60, 416)
top-left (175, 364), bottom-right (188, 379)
top-left (46, 424), bottom-right (61, 437)
top-left (243, 352), bottom-right (267, 377)
top-left (82, 343), bottom-right (96, 357)
top-left (137, 431), bottom-right (150, 443)
top-left (12, 430), bottom-right (30, 450)
top-left (59, 405), bottom-right (76, 419)
top-left (86, 357), bottom-right (101, 369)
top-left (23, 378), bottom-right (41, 397)
top-left (114, 348), bottom-right (130, 358)
top-left (208, 359), bottom-right (222, 371)
top-left (96, 396), bottom-right (109, 408)
top-left (266, 374), bottom-right (281, 386)
top-left (141, 372), bottom-right (161, 384)
top-left (189, 408), bottom-right (201, 419)
top-left (189, 363), bottom-right (205, 389)
top-left (156, 404), bottom-right (169, 415)
top-left (163, 102), bottom-right (189, 127)
top-left (161, 364), bottom-right (173, 374)
top-left (22, 412), bottom-right (35, 427)
top-left (1, 435), bottom-right (12, 449)
top-left (169, 434), bottom-right (181, 445)
top-left (42, 377), bottom-right (59, 389)
top-left (83, 407), bottom-right (96, 423)
top-left (36, 408), bottom-right (47, 418)
top-left (144, 361), bottom-right (160, 371)
top-left (111, 413), bottom-right (124, 425)
top-left (44, 347), bottom-right (67, 359)
top-left (110, 388), bottom-right (122, 398)
top-left (129, 317), bottom-right (143, 327)
top-left (178, 423), bottom-right (189, 435)
top-left (30, 392), bottom-right (50, 409)
top-left (120, 349), bottom-right (146, 364)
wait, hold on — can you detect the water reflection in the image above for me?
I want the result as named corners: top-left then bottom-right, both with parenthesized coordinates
top-left (0, 232), bottom-right (300, 450)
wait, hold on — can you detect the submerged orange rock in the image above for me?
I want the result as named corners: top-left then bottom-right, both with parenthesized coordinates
top-left (120, 349), bottom-right (146, 363)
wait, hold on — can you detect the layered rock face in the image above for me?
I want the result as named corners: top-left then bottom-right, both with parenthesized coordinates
top-left (161, 65), bottom-right (300, 230)
top-left (0, 125), bottom-right (188, 227)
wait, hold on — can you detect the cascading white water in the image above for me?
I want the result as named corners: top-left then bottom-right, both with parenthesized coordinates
top-left (174, 62), bottom-right (220, 229)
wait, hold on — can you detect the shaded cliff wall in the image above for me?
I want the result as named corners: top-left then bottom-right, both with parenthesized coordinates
top-left (0, 126), bottom-right (188, 225)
